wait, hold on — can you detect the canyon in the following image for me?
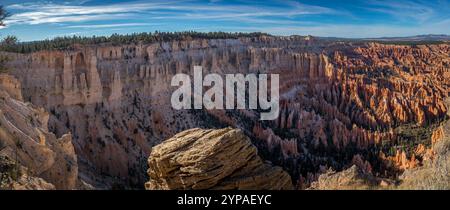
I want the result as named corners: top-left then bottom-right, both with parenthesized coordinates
top-left (0, 35), bottom-right (449, 189)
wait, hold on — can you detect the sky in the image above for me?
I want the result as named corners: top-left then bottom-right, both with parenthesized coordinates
top-left (0, 0), bottom-right (449, 41)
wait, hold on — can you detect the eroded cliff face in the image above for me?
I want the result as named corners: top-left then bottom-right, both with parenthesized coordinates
top-left (0, 74), bottom-right (78, 189)
top-left (2, 36), bottom-right (449, 189)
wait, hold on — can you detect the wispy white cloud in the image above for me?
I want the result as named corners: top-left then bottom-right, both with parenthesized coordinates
top-left (65, 23), bottom-right (161, 29)
top-left (10, 13), bottom-right (134, 25)
top-left (5, 1), bottom-right (171, 25)
top-left (4, 0), bottom-right (335, 26)
top-left (365, 0), bottom-right (440, 23)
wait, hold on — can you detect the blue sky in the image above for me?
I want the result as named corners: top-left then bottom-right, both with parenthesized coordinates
top-left (0, 0), bottom-right (449, 41)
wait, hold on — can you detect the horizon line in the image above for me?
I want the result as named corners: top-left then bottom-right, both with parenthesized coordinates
top-left (5, 32), bottom-right (450, 43)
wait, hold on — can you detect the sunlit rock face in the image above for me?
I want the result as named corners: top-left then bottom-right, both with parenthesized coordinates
top-left (3, 36), bottom-right (449, 189)
top-left (146, 128), bottom-right (293, 190)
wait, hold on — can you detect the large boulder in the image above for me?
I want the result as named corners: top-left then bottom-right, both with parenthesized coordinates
top-left (146, 127), bottom-right (293, 190)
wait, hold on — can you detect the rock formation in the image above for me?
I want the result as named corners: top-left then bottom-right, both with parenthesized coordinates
top-left (145, 128), bottom-right (293, 190)
top-left (308, 165), bottom-right (380, 190)
top-left (0, 155), bottom-right (55, 190)
top-left (0, 74), bottom-right (78, 189)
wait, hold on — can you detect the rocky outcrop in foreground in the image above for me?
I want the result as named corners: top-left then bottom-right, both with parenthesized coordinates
top-left (0, 155), bottom-right (55, 190)
top-left (146, 128), bottom-right (293, 190)
top-left (308, 165), bottom-right (381, 190)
